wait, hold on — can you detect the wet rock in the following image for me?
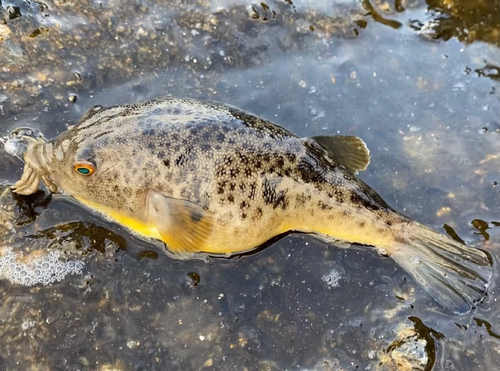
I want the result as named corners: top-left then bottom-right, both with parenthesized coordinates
top-left (0, 0), bottom-right (367, 118)
top-left (378, 317), bottom-right (442, 371)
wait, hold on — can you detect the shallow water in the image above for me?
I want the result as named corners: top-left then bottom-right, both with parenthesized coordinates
top-left (0, 0), bottom-right (499, 370)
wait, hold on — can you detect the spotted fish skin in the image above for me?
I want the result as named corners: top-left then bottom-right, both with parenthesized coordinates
top-left (13, 97), bottom-right (492, 314)
top-left (18, 98), bottom-right (399, 252)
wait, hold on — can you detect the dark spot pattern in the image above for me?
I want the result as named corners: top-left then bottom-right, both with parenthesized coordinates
top-left (297, 159), bottom-right (324, 184)
top-left (175, 154), bottom-right (187, 166)
top-left (262, 179), bottom-right (277, 206)
top-left (58, 97), bottom-right (397, 248)
top-left (318, 201), bottom-right (333, 211)
top-left (252, 207), bottom-right (263, 221)
top-left (295, 193), bottom-right (310, 206)
top-left (248, 183), bottom-right (257, 200)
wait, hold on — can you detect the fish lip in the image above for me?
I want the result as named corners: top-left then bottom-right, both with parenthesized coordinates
top-left (12, 142), bottom-right (59, 195)
top-left (40, 173), bottom-right (58, 193)
top-left (11, 162), bottom-right (43, 195)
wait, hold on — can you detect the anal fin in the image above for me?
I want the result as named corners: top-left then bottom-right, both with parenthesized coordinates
top-left (146, 190), bottom-right (215, 256)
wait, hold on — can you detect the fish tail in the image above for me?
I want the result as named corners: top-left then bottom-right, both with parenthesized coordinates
top-left (389, 222), bottom-right (493, 314)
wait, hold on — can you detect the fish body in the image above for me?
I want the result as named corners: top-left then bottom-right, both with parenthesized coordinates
top-left (13, 97), bottom-right (492, 314)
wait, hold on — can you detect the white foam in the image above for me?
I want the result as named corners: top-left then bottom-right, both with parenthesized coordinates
top-left (322, 269), bottom-right (343, 288)
top-left (0, 247), bottom-right (84, 286)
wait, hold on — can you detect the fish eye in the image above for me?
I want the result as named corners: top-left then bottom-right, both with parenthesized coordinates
top-left (73, 161), bottom-right (96, 176)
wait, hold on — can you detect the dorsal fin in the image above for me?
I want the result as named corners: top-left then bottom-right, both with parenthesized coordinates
top-left (312, 135), bottom-right (370, 173)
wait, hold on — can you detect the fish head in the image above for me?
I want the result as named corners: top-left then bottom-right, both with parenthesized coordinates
top-left (12, 128), bottom-right (99, 197)
top-left (12, 108), bottom-right (149, 231)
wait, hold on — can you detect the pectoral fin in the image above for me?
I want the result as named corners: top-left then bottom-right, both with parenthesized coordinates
top-left (146, 190), bottom-right (214, 255)
top-left (312, 135), bottom-right (370, 173)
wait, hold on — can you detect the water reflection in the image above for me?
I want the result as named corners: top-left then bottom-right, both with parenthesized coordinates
top-left (471, 219), bottom-right (492, 241)
top-left (361, 0), bottom-right (403, 30)
top-left (425, 0), bottom-right (500, 45)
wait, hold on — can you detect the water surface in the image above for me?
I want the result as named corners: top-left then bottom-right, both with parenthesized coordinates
top-left (0, 0), bottom-right (499, 370)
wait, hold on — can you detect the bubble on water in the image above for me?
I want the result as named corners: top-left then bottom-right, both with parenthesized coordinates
top-left (2, 137), bottom-right (27, 157)
top-left (322, 268), bottom-right (343, 289)
top-left (0, 248), bottom-right (85, 286)
top-left (376, 247), bottom-right (388, 256)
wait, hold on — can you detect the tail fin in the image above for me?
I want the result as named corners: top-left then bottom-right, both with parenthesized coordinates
top-left (390, 223), bottom-right (493, 314)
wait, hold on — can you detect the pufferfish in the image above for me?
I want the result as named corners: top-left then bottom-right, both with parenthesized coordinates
top-left (12, 97), bottom-right (492, 314)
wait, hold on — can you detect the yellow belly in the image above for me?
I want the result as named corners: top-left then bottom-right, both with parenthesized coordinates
top-left (74, 196), bottom-right (163, 241)
top-left (74, 195), bottom-right (272, 255)
top-left (74, 195), bottom-right (395, 256)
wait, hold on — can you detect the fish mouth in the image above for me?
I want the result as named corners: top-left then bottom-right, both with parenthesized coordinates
top-left (11, 143), bottom-right (58, 195)
top-left (12, 162), bottom-right (57, 195)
